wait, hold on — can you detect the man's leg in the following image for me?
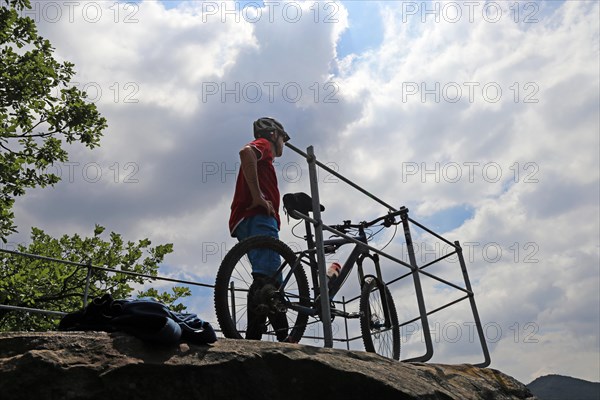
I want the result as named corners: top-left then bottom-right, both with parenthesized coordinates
top-left (269, 307), bottom-right (290, 342)
top-left (235, 215), bottom-right (289, 341)
top-left (233, 219), bottom-right (266, 339)
top-left (247, 274), bottom-right (289, 342)
top-left (245, 274), bottom-right (268, 340)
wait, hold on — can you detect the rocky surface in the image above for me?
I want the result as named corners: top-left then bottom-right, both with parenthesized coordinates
top-left (0, 332), bottom-right (537, 400)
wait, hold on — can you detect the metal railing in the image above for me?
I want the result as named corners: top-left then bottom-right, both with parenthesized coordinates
top-left (284, 143), bottom-right (491, 367)
top-left (0, 247), bottom-right (214, 316)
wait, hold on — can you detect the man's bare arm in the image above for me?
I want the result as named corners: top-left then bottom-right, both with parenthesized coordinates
top-left (239, 146), bottom-right (275, 216)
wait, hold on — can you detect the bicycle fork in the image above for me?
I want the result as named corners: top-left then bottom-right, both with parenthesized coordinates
top-left (358, 253), bottom-right (394, 329)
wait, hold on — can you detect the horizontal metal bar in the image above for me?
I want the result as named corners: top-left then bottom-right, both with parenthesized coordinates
top-left (86, 264), bottom-right (215, 289)
top-left (398, 295), bottom-right (470, 328)
top-left (344, 250), bottom-right (462, 304)
top-left (425, 294), bottom-right (470, 316)
top-left (346, 333), bottom-right (366, 342)
top-left (399, 315), bottom-right (424, 328)
top-left (407, 217), bottom-right (457, 248)
top-left (0, 248), bottom-right (214, 289)
top-left (293, 210), bottom-right (414, 271)
top-left (418, 269), bottom-right (471, 294)
top-left (297, 334), bottom-right (352, 343)
top-left (0, 248), bottom-right (90, 268)
top-left (285, 142), bottom-right (397, 211)
top-left (0, 304), bottom-right (67, 316)
top-left (418, 250), bottom-right (458, 270)
top-left (386, 270), bottom-right (413, 288)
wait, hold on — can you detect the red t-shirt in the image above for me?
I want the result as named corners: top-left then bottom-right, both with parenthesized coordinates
top-left (229, 138), bottom-right (281, 235)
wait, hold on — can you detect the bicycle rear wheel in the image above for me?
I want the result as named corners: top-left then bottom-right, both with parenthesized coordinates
top-left (359, 276), bottom-right (400, 360)
top-left (214, 235), bottom-right (310, 342)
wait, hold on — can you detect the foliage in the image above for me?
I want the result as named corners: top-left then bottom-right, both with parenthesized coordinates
top-left (0, 1), bottom-right (186, 332)
top-left (0, 0), bottom-right (107, 240)
top-left (0, 225), bottom-right (191, 331)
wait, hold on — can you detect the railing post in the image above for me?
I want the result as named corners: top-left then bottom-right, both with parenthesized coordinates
top-left (82, 262), bottom-right (93, 308)
top-left (456, 240), bottom-right (491, 368)
top-left (306, 145), bottom-right (334, 348)
top-left (399, 207), bottom-right (434, 362)
top-left (342, 296), bottom-right (350, 350)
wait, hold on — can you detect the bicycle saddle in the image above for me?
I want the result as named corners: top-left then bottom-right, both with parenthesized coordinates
top-left (283, 192), bottom-right (325, 220)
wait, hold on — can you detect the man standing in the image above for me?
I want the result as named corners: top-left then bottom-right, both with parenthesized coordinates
top-left (229, 117), bottom-right (290, 341)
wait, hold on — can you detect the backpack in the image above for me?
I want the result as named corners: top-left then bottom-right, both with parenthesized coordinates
top-left (59, 294), bottom-right (217, 345)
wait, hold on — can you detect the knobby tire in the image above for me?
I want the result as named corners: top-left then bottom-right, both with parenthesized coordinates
top-left (214, 235), bottom-right (310, 342)
top-left (359, 276), bottom-right (401, 360)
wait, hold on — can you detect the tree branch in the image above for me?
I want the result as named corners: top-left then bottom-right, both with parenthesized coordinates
top-left (18, 118), bottom-right (48, 137)
top-left (0, 142), bottom-right (18, 154)
top-left (33, 292), bottom-right (82, 304)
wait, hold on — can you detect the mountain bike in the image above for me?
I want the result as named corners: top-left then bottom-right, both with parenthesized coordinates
top-left (214, 192), bottom-right (403, 360)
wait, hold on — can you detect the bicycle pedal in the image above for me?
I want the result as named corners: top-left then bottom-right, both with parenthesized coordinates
top-left (330, 309), bottom-right (345, 317)
top-left (330, 309), bottom-right (361, 319)
top-left (269, 295), bottom-right (287, 313)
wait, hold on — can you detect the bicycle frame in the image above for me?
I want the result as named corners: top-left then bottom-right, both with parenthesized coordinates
top-left (275, 218), bottom-right (391, 322)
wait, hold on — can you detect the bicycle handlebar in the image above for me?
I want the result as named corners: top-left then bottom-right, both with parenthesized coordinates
top-left (330, 206), bottom-right (407, 233)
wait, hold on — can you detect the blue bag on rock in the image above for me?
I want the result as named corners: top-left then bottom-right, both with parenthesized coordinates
top-left (59, 293), bottom-right (217, 345)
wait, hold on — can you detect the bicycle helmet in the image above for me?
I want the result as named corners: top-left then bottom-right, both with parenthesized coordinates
top-left (253, 117), bottom-right (290, 142)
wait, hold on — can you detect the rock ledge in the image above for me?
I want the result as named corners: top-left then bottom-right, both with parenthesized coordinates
top-left (0, 332), bottom-right (536, 400)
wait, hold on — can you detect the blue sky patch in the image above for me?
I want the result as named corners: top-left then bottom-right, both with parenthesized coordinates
top-left (336, 1), bottom-right (384, 58)
top-left (418, 204), bottom-right (475, 233)
top-left (157, 0), bottom-right (183, 10)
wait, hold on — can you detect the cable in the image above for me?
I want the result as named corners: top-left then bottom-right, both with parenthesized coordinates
top-left (379, 224), bottom-right (398, 252)
top-left (290, 219), bottom-right (304, 240)
top-left (367, 224), bottom-right (385, 240)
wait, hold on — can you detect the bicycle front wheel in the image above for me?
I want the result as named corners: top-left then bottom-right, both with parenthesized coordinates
top-left (359, 276), bottom-right (400, 360)
top-left (214, 235), bottom-right (310, 343)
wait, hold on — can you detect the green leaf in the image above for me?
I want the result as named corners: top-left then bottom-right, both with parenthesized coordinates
top-left (0, 0), bottom-right (106, 240)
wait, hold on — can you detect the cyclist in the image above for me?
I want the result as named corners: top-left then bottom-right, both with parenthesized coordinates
top-left (228, 117), bottom-right (291, 341)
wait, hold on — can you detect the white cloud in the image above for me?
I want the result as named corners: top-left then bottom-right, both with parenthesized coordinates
top-left (7, 0), bottom-right (599, 384)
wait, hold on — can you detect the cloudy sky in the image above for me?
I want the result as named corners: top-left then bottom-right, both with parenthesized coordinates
top-left (7, 0), bottom-right (599, 384)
